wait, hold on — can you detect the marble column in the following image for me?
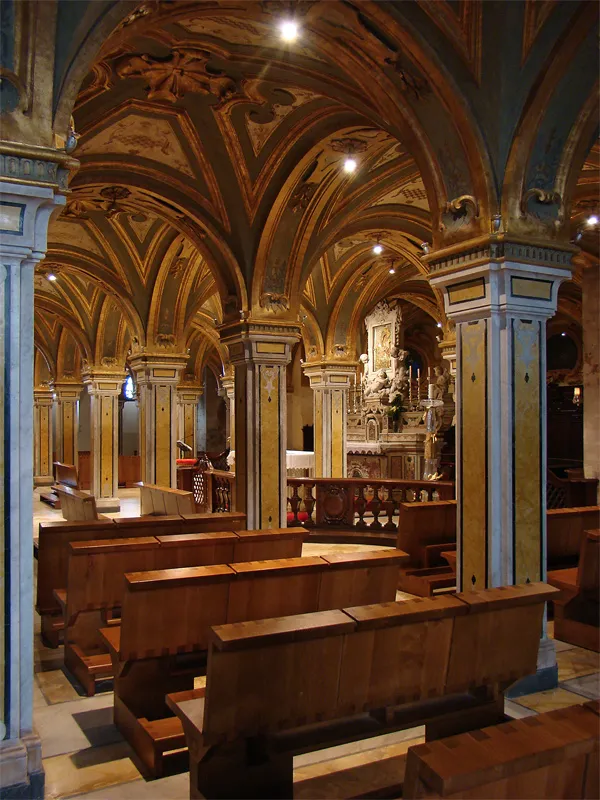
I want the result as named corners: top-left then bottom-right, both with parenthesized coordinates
top-left (431, 241), bottom-right (572, 692)
top-left (129, 352), bottom-right (188, 488)
top-left (219, 370), bottom-right (235, 451)
top-left (220, 321), bottom-right (300, 529)
top-left (303, 363), bottom-right (355, 478)
top-left (582, 264), bottom-right (599, 501)
top-left (53, 380), bottom-right (83, 469)
top-left (33, 385), bottom-right (54, 486)
top-left (83, 367), bottom-right (125, 512)
top-left (0, 174), bottom-right (67, 797)
top-left (177, 382), bottom-right (203, 456)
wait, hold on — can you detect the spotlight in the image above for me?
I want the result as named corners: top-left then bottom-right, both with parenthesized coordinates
top-left (279, 20), bottom-right (299, 42)
top-left (343, 157), bottom-right (357, 174)
top-left (373, 244), bottom-right (383, 255)
top-left (47, 273), bottom-right (57, 281)
top-left (389, 267), bottom-right (395, 274)
top-left (561, 332), bottom-right (567, 337)
top-left (586, 215), bottom-right (598, 226)
top-left (437, 322), bottom-right (442, 328)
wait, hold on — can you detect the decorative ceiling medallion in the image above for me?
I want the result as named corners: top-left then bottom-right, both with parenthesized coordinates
top-left (330, 138), bottom-right (368, 155)
top-left (100, 186), bottom-right (131, 220)
top-left (116, 49), bottom-right (237, 106)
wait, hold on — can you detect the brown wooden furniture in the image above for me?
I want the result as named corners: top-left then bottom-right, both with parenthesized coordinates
top-left (137, 482), bottom-right (198, 515)
top-left (547, 469), bottom-right (598, 509)
top-left (167, 582), bottom-right (556, 799)
top-left (39, 461), bottom-right (79, 508)
top-left (547, 506), bottom-right (600, 568)
top-left (118, 455), bottom-right (141, 487)
top-left (403, 700), bottom-right (599, 799)
top-left (548, 529), bottom-right (600, 652)
top-left (35, 512), bottom-right (247, 646)
top-left (100, 549), bottom-right (406, 776)
top-left (396, 501), bottom-right (457, 596)
top-left (54, 485), bottom-right (100, 521)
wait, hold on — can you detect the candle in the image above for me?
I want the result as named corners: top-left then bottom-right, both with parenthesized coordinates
top-left (428, 382), bottom-right (434, 400)
top-left (409, 366), bottom-right (412, 402)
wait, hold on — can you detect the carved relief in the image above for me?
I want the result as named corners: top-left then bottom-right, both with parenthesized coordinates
top-left (260, 293), bottom-right (290, 314)
top-left (289, 182), bottom-right (317, 213)
top-left (116, 49), bottom-right (238, 106)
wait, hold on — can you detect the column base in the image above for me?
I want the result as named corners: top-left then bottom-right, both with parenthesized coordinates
top-left (0, 734), bottom-right (44, 800)
top-left (33, 475), bottom-right (54, 487)
top-left (94, 497), bottom-right (121, 513)
top-left (505, 637), bottom-right (558, 698)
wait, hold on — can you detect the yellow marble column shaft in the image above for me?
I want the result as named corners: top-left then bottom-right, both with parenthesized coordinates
top-left (33, 386), bottom-right (54, 485)
top-left (53, 381), bottom-right (82, 468)
top-left (177, 383), bottom-right (203, 455)
top-left (83, 369), bottom-right (124, 505)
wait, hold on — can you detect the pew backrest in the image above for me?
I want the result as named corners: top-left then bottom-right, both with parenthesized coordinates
top-left (117, 549), bottom-right (407, 659)
top-left (579, 530), bottom-right (600, 601)
top-left (55, 485), bottom-right (99, 521)
top-left (547, 506), bottom-right (600, 566)
top-left (201, 583), bottom-right (557, 746)
top-left (397, 501), bottom-right (457, 566)
top-left (137, 482), bottom-right (196, 515)
top-left (36, 511), bottom-right (248, 616)
top-left (53, 461), bottom-right (79, 489)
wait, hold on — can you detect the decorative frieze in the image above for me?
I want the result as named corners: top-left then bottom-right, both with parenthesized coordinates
top-left (426, 237), bottom-right (574, 275)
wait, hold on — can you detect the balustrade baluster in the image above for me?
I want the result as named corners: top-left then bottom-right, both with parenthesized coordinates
top-left (303, 482), bottom-right (315, 526)
top-left (288, 484), bottom-right (302, 527)
top-left (370, 484), bottom-right (382, 530)
top-left (383, 486), bottom-right (396, 530)
top-left (354, 486), bottom-right (367, 529)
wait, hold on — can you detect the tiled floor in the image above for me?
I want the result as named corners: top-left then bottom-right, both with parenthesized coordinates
top-left (32, 491), bottom-right (600, 798)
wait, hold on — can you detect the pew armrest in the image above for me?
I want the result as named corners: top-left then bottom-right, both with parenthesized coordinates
top-left (53, 588), bottom-right (67, 616)
top-left (166, 689), bottom-right (207, 756)
top-left (99, 626), bottom-right (121, 658)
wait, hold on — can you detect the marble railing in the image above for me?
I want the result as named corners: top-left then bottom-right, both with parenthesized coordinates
top-left (287, 477), bottom-right (455, 531)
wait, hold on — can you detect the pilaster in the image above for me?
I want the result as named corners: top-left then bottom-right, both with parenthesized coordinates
top-left (177, 382), bottom-right (203, 456)
top-left (53, 380), bottom-right (82, 469)
top-left (218, 371), bottom-right (235, 450)
top-left (220, 320), bottom-right (300, 529)
top-left (33, 385), bottom-right (54, 486)
top-left (129, 352), bottom-right (188, 488)
top-left (302, 363), bottom-right (356, 478)
top-left (582, 264), bottom-right (599, 501)
top-left (0, 164), bottom-right (70, 798)
top-left (430, 236), bottom-right (573, 694)
top-left (82, 367), bottom-right (125, 512)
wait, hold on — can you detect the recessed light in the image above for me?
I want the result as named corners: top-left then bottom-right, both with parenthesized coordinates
top-left (343, 157), bottom-right (357, 174)
top-left (586, 215), bottom-right (598, 226)
top-left (280, 20), bottom-right (299, 42)
top-left (47, 273), bottom-right (57, 281)
top-left (373, 244), bottom-right (383, 255)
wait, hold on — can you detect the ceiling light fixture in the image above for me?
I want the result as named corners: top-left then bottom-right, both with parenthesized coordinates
top-left (373, 244), bottom-right (383, 255)
top-left (47, 273), bottom-right (57, 281)
top-left (437, 322), bottom-right (442, 328)
top-left (343, 157), bottom-right (357, 174)
top-left (586, 215), bottom-right (598, 226)
top-left (280, 20), bottom-right (299, 42)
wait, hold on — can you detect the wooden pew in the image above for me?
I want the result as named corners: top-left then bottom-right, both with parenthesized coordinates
top-left (403, 701), bottom-right (599, 799)
top-left (548, 529), bottom-right (600, 652)
top-left (547, 507), bottom-right (600, 568)
top-left (137, 482), bottom-right (197, 515)
top-left (101, 549), bottom-right (407, 776)
top-left (36, 511), bottom-right (247, 646)
top-left (40, 461), bottom-right (79, 508)
top-left (396, 501), bottom-right (457, 596)
top-left (54, 485), bottom-right (100, 521)
top-left (167, 582), bottom-right (557, 799)
top-left (59, 528), bottom-right (305, 694)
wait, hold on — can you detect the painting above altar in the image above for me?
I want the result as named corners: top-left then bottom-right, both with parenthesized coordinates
top-left (373, 324), bottom-right (392, 370)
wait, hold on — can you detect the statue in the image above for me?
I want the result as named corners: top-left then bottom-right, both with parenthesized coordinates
top-left (359, 353), bottom-right (369, 390)
top-left (364, 368), bottom-right (391, 398)
top-left (431, 366), bottom-right (450, 400)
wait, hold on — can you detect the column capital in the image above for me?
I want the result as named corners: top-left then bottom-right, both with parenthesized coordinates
top-left (302, 361), bottom-right (357, 389)
top-left (128, 351), bottom-right (188, 384)
top-left (82, 365), bottom-right (126, 395)
top-left (33, 384), bottom-right (53, 404)
top-left (219, 319), bottom-right (301, 366)
top-left (177, 381), bottom-right (203, 402)
top-left (51, 379), bottom-right (83, 398)
top-left (430, 244), bottom-right (572, 323)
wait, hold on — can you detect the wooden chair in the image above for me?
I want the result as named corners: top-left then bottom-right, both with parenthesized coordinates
top-left (548, 529), bottom-right (599, 651)
top-left (167, 582), bottom-right (557, 799)
top-left (403, 700), bottom-right (599, 799)
top-left (100, 549), bottom-right (407, 776)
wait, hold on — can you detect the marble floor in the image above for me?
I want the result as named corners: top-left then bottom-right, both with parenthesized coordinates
top-left (32, 490), bottom-right (600, 798)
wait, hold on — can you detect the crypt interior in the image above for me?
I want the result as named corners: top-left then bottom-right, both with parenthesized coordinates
top-left (0, 1), bottom-right (599, 798)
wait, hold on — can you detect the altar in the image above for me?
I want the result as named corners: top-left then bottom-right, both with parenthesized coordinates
top-left (228, 450), bottom-right (314, 477)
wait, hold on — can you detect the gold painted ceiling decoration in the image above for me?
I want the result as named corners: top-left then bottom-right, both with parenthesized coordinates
top-left (245, 87), bottom-right (322, 157)
top-left (372, 178), bottom-right (429, 211)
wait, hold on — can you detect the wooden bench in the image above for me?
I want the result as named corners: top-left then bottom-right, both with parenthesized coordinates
top-left (39, 461), bottom-right (79, 508)
top-left (54, 485), bottom-right (101, 521)
top-left (100, 549), bottom-right (407, 776)
top-left (548, 529), bottom-right (599, 652)
top-left (137, 482), bottom-right (198, 515)
top-left (547, 507), bottom-right (600, 568)
top-left (36, 511), bottom-right (247, 646)
top-left (167, 582), bottom-right (557, 799)
top-left (403, 700), bottom-right (599, 799)
top-left (396, 501), bottom-right (457, 596)
top-left (59, 529), bottom-right (306, 694)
